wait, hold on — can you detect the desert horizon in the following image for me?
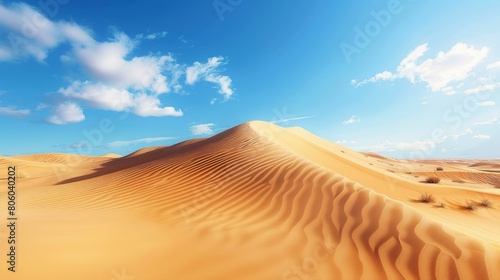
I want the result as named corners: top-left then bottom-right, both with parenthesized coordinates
top-left (1, 121), bottom-right (499, 279)
top-left (1, 1), bottom-right (499, 279)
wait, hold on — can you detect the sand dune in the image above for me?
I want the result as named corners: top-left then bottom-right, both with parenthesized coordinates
top-left (1, 121), bottom-right (499, 279)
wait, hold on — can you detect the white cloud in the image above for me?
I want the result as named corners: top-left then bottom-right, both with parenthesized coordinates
top-left (186, 57), bottom-right (234, 100)
top-left (0, 2), bottom-right (235, 124)
top-left (368, 140), bottom-right (436, 152)
top-left (448, 128), bottom-right (473, 140)
top-left (0, 106), bottom-right (30, 118)
top-left (72, 33), bottom-right (173, 94)
top-left (186, 57), bottom-right (221, 84)
top-left (396, 43), bottom-right (430, 83)
top-left (342, 115), bottom-right (360, 125)
top-left (105, 136), bottom-right (175, 148)
top-left (132, 94), bottom-right (183, 117)
top-left (443, 90), bottom-right (457, 95)
top-left (58, 81), bottom-right (183, 117)
top-left (354, 71), bottom-right (394, 87)
top-left (441, 86), bottom-right (457, 95)
top-left (0, 3), bottom-right (62, 61)
top-left (54, 141), bottom-right (89, 149)
top-left (47, 102), bottom-right (85, 125)
top-left (205, 74), bottom-right (233, 99)
top-left (478, 101), bottom-right (495, 107)
top-left (59, 81), bottom-right (135, 111)
top-left (136, 31), bottom-right (168, 40)
top-left (36, 103), bottom-right (49, 110)
top-left (271, 115), bottom-right (317, 124)
top-left (473, 134), bottom-right (491, 140)
top-left (487, 61), bottom-right (500, 70)
top-left (59, 23), bottom-right (95, 46)
top-left (421, 101), bottom-right (428, 105)
top-left (336, 139), bottom-right (357, 145)
top-left (190, 123), bottom-right (215, 135)
top-left (474, 117), bottom-right (500, 125)
top-left (355, 43), bottom-right (489, 91)
top-left (463, 83), bottom-right (500, 94)
top-left (441, 148), bottom-right (448, 153)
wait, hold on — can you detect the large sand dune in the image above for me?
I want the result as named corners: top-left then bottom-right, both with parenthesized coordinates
top-left (1, 121), bottom-right (500, 279)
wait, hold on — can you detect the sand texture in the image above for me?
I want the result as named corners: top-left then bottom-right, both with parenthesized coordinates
top-left (1, 121), bottom-right (500, 279)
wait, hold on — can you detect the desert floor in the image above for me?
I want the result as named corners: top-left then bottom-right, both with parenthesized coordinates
top-left (1, 121), bottom-right (499, 279)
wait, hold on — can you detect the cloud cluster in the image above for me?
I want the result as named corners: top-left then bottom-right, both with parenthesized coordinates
top-left (58, 81), bottom-right (183, 117)
top-left (353, 43), bottom-right (489, 92)
top-left (0, 2), bottom-right (234, 124)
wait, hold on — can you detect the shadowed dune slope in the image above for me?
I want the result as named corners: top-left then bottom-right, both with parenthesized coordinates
top-left (1, 121), bottom-right (500, 280)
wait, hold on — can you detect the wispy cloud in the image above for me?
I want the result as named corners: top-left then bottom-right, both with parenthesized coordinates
top-left (354, 43), bottom-right (489, 92)
top-left (270, 115), bottom-right (317, 124)
top-left (473, 134), bottom-right (491, 140)
top-left (447, 128), bottom-right (473, 140)
top-left (186, 57), bottom-right (234, 100)
top-left (474, 117), bottom-right (500, 125)
top-left (487, 61), bottom-right (500, 70)
top-left (463, 83), bottom-right (500, 94)
top-left (0, 106), bottom-right (30, 118)
top-left (367, 140), bottom-right (436, 152)
top-left (342, 115), bottom-right (360, 125)
top-left (135, 31), bottom-right (168, 40)
top-left (477, 101), bottom-right (495, 107)
top-left (190, 123), bottom-right (216, 135)
top-left (54, 141), bottom-right (89, 149)
top-left (336, 139), bottom-right (357, 144)
top-left (105, 137), bottom-right (175, 148)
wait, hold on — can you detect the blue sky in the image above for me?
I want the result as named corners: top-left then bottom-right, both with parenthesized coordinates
top-left (0, 0), bottom-right (499, 158)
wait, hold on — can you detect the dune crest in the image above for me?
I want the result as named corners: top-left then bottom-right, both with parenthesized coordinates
top-left (1, 121), bottom-right (499, 280)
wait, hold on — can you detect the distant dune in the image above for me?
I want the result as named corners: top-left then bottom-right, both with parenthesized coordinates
top-left (1, 121), bottom-right (499, 280)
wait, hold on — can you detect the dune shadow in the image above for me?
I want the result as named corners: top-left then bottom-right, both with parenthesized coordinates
top-left (55, 138), bottom-right (210, 185)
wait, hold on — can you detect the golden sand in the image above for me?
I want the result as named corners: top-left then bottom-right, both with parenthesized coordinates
top-left (1, 121), bottom-right (499, 279)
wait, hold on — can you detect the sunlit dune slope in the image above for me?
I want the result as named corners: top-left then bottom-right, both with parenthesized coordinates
top-left (1, 121), bottom-right (500, 280)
